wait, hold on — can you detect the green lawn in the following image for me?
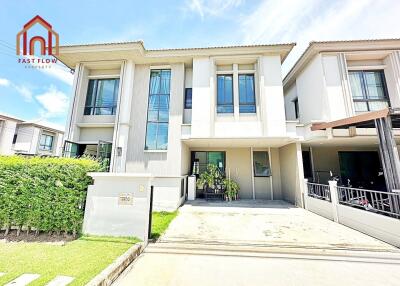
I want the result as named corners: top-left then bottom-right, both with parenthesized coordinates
top-left (0, 211), bottom-right (178, 285)
top-left (0, 236), bottom-right (138, 286)
top-left (151, 211), bottom-right (178, 239)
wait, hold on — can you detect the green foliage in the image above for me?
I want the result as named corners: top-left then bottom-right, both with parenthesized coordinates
top-left (197, 164), bottom-right (223, 189)
top-left (0, 156), bottom-right (102, 235)
top-left (223, 178), bottom-right (240, 201)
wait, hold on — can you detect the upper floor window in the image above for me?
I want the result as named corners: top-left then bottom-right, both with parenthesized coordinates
top-left (39, 133), bottom-right (54, 151)
top-left (217, 75), bottom-right (233, 113)
top-left (84, 79), bottom-right (120, 115)
top-left (145, 69), bottom-right (171, 150)
top-left (185, 88), bottom-right (192, 109)
top-left (348, 70), bottom-right (389, 112)
top-left (239, 74), bottom-right (256, 113)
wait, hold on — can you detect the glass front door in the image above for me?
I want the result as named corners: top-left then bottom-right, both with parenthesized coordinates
top-left (191, 151), bottom-right (226, 175)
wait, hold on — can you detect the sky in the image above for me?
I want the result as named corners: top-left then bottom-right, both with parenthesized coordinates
top-left (0, 0), bottom-right (399, 130)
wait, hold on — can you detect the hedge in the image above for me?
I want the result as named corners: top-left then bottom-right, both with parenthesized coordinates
top-left (0, 156), bottom-right (102, 236)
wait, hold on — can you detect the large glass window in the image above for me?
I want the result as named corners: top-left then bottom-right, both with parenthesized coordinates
top-left (239, 74), bottom-right (256, 113)
top-left (39, 134), bottom-right (54, 151)
top-left (145, 69), bottom-right (171, 150)
top-left (348, 70), bottom-right (389, 112)
top-left (217, 75), bottom-right (233, 113)
top-left (84, 79), bottom-right (120, 115)
top-left (253, 151), bottom-right (271, 177)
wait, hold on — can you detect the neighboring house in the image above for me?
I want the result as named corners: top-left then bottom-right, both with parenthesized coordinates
top-left (0, 113), bottom-right (23, 155)
top-left (0, 113), bottom-right (64, 156)
top-left (13, 121), bottom-right (64, 157)
top-left (283, 39), bottom-right (400, 187)
top-left (58, 41), bottom-right (309, 210)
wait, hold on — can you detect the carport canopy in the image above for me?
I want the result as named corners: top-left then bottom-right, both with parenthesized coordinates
top-left (311, 108), bottom-right (400, 192)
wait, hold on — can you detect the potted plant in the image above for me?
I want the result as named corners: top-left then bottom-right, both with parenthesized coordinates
top-left (197, 164), bottom-right (222, 192)
top-left (223, 178), bottom-right (240, 201)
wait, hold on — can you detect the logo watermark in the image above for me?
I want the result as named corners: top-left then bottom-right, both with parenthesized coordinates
top-left (16, 15), bottom-right (59, 69)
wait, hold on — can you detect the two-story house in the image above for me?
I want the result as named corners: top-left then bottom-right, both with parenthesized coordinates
top-left (0, 113), bottom-right (64, 157)
top-left (284, 39), bottom-right (400, 189)
top-left (58, 41), bottom-right (308, 210)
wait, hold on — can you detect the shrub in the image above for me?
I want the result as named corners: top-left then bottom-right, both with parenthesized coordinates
top-left (0, 156), bottom-right (102, 236)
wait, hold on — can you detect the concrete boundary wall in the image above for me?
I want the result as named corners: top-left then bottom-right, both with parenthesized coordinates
top-left (304, 180), bottom-right (400, 247)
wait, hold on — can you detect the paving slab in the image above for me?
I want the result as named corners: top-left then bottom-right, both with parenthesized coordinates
top-left (4, 274), bottom-right (40, 286)
top-left (45, 275), bottom-right (75, 286)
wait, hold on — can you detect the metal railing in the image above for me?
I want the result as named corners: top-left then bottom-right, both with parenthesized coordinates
top-left (337, 186), bottom-right (400, 219)
top-left (307, 183), bottom-right (331, 202)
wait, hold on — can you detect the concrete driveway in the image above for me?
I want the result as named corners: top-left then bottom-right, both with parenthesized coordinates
top-left (114, 200), bottom-right (400, 286)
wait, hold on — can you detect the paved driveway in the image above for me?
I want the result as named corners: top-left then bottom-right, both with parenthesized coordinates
top-left (114, 200), bottom-right (400, 286)
top-left (160, 200), bottom-right (394, 250)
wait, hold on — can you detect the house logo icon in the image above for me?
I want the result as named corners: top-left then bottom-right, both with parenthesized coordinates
top-left (16, 15), bottom-right (59, 56)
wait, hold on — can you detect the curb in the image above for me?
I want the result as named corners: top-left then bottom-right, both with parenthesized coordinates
top-left (85, 243), bottom-right (143, 286)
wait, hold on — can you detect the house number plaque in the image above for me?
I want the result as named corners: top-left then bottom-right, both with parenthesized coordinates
top-left (118, 193), bottom-right (133, 205)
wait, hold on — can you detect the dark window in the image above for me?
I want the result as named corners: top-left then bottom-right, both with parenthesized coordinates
top-left (39, 134), bottom-right (54, 151)
top-left (84, 79), bottom-right (120, 115)
top-left (253, 151), bottom-right (271, 177)
top-left (185, 88), bottom-right (192, 109)
top-left (348, 70), bottom-right (389, 112)
top-left (293, 98), bottom-right (299, 119)
top-left (217, 75), bottom-right (233, 113)
top-left (12, 134), bottom-right (17, 144)
top-left (239, 74), bottom-right (256, 113)
top-left (145, 69), bottom-right (171, 150)
top-left (191, 151), bottom-right (226, 175)
top-left (302, 151), bottom-right (312, 179)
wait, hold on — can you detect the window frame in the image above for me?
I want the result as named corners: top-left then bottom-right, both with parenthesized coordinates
top-left (84, 78), bottom-right (120, 116)
top-left (39, 133), bottom-right (54, 151)
top-left (348, 70), bottom-right (390, 112)
top-left (253, 151), bottom-right (271, 177)
top-left (238, 73), bottom-right (256, 113)
top-left (145, 69), bottom-right (171, 151)
top-left (216, 74), bottom-right (234, 114)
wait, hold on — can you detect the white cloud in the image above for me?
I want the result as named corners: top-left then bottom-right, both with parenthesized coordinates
top-left (35, 85), bottom-right (69, 118)
top-left (14, 85), bottom-right (33, 101)
top-left (185, 0), bottom-right (244, 19)
top-left (0, 78), bottom-right (10, 87)
top-left (239, 0), bottom-right (400, 75)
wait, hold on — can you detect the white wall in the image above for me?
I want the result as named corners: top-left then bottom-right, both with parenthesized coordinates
top-left (13, 126), bottom-right (35, 153)
top-left (279, 143), bottom-right (304, 206)
top-left (295, 54), bottom-right (327, 125)
top-left (284, 84), bottom-right (297, 121)
top-left (0, 119), bottom-right (17, 155)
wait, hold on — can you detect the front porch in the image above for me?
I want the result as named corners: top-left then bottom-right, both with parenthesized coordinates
top-left (183, 140), bottom-right (304, 206)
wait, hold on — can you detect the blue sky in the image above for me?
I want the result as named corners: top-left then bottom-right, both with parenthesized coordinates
top-left (0, 0), bottom-right (399, 130)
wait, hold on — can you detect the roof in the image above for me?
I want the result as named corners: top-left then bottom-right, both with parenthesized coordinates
top-left (0, 113), bottom-right (64, 133)
top-left (19, 120), bottom-right (64, 134)
top-left (283, 38), bottom-right (400, 89)
top-left (0, 112), bottom-right (24, 122)
top-left (56, 40), bottom-right (296, 69)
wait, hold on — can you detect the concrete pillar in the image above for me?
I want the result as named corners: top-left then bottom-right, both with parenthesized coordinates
top-left (328, 180), bottom-right (339, 222)
top-left (188, 175), bottom-right (196, 200)
top-left (114, 60), bottom-right (135, 172)
top-left (303, 178), bottom-right (309, 210)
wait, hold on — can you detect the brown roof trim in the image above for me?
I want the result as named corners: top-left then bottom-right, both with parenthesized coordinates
top-left (311, 108), bottom-right (390, 131)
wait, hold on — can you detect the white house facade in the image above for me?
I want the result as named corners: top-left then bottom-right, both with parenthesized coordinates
top-left (58, 41), bottom-right (309, 210)
top-left (283, 39), bottom-right (400, 186)
top-left (0, 113), bottom-right (64, 157)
